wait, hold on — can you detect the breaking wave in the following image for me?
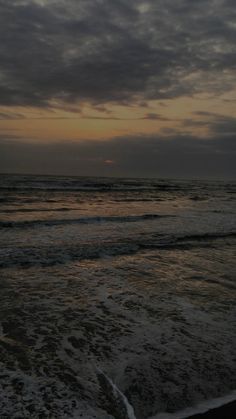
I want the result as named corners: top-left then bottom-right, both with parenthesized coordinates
top-left (1, 231), bottom-right (235, 269)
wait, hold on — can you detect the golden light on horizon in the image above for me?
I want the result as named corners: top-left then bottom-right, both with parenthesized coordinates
top-left (1, 91), bottom-right (235, 144)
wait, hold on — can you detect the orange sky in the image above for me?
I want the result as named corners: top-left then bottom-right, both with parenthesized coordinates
top-left (1, 91), bottom-right (236, 143)
top-left (0, 0), bottom-right (235, 178)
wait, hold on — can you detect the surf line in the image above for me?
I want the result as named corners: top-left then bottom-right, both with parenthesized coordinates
top-left (148, 389), bottom-right (236, 419)
top-left (96, 368), bottom-right (136, 419)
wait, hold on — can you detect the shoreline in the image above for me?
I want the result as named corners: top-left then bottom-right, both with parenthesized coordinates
top-left (151, 391), bottom-right (236, 419)
top-left (188, 400), bottom-right (236, 418)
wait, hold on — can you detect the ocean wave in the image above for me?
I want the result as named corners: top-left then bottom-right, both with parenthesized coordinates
top-left (1, 231), bottom-right (235, 269)
top-left (176, 231), bottom-right (236, 243)
top-left (0, 213), bottom-right (171, 229)
top-left (0, 241), bottom-right (140, 268)
top-left (0, 177), bottom-right (198, 193)
top-left (0, 207), bottom-right (72, 213)
top-left (0, 185), bottom-right (174, 193)
top-left (141, 232), bottom-right (236, 250)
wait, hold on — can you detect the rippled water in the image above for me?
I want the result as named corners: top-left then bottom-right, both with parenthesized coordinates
top-left (0, 174), bottom-right (235, 418)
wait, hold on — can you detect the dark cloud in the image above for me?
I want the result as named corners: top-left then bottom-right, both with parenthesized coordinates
top-left (0, 0), bottom-right (235, 108)
top-left (184, 112), bottom-right (236, 135)
top-left (142, 113), bottom-right (169, 121)
top-left (0, 132), bottom-right (235, 178)
top-left (210, 118), bottom-right (236, 135)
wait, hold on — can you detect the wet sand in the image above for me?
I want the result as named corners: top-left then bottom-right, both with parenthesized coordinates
top-left (188, 400), bottom-right (236, 418)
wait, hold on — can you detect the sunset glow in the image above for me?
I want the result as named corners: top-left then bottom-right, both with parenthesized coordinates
top-left (0, 0), bottom-right (235, 177)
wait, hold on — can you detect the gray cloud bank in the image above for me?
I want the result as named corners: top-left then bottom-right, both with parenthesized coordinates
top-left (0, 0), bottom-right (235, 108)
top-left (1, 131), bottom-right (235, 178)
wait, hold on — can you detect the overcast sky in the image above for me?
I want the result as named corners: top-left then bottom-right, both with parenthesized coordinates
top-left (0, 0), bottom-right (235, 178)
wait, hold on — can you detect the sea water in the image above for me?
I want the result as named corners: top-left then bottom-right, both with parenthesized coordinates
top-left (0, 174), bottom-right (235, 418)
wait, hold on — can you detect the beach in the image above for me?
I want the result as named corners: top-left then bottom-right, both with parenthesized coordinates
top-left (0, 174), bottom-right (235, 418)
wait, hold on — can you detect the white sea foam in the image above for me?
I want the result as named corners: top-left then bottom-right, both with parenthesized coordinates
top-left (96, 368), bottom-right (137, 419)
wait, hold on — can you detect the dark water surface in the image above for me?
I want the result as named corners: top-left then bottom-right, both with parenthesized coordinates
top-left (0, 174), bottom-right (235, 418)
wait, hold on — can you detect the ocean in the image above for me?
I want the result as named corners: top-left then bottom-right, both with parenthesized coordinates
top-left (0, 174), bottom-right (235, 418)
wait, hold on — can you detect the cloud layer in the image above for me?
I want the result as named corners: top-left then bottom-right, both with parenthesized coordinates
top-left (0, 0), bottom-right (235, 108)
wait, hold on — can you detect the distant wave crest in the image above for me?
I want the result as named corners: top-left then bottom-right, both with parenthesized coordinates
top-left (0, 213), bottom-right (171, 229)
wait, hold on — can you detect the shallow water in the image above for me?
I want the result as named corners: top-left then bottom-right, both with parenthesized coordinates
top-left (0, 174), bottom-right (235, 418)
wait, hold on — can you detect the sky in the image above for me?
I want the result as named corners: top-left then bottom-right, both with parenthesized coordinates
top-left (0, 0), bottom-right (235, 178)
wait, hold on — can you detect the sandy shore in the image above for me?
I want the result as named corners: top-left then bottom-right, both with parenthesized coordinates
top-left (188, 400), bottom-right (236, 418)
